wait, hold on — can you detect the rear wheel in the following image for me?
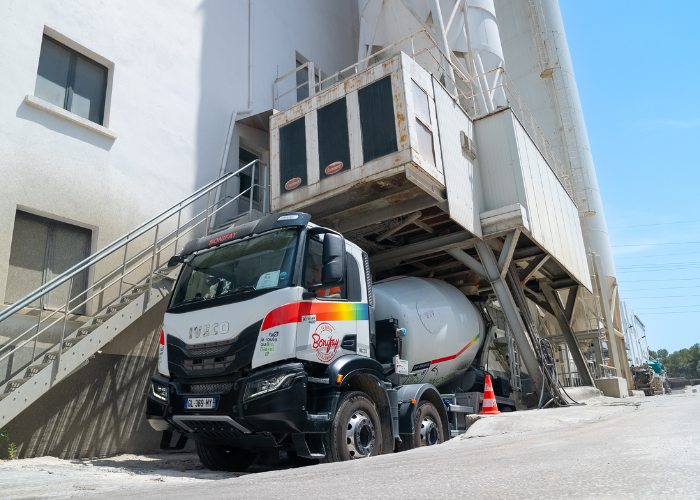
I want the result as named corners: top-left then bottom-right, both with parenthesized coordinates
top-left (196, 442), bottom-right (257, 472)
top-left (399, 400), bottom-right (444, 451)
top-left (321, 391), bottom-right (382, 462)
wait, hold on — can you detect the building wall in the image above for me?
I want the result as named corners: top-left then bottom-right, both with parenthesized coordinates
top-left (0, 0), bottom-right (359, 305)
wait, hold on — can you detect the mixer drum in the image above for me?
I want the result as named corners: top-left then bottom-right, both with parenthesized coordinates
top-left (373, 277), bottom-right (485, 388)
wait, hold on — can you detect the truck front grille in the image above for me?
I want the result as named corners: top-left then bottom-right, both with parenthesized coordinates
top-left (187, 382), bottom-right (234, 394)
top-left (167, 320), bottom-right (262, 378)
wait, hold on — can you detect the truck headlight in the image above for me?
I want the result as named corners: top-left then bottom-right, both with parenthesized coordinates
top-left (244, 372), bottom-right (297, 401)
top-left (152, 382), bottom-right (169, 401)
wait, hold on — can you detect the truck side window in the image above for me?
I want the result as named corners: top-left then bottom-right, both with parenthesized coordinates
top-left (304, 237), bottom-right (346, 299)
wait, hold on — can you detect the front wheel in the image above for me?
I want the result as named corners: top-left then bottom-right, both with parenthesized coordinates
top-left (196, 442), bottom-right (257, 472)
top-left (321, 391), bottom-right (382, 462)
top-left (399, 400), bottom-right (444, 451)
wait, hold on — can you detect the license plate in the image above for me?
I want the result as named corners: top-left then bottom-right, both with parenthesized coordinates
top-left (185, 397), bottom-right (217, 410)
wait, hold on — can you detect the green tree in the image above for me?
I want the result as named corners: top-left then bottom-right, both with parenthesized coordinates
top-left (657, 349), bottom-right (669, 362)
top-left (648, 349), bottom-right (658, 359)
top-left (662, 343), bottom-right (700, 378)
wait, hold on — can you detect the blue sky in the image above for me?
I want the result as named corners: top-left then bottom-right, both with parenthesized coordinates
top-left (560, 1), bottom-right (700, 352)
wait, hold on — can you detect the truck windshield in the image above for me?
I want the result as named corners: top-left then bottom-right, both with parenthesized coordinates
top-left (170, 228), bottom-right (299, 309)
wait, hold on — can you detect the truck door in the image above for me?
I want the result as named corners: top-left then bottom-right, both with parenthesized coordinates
top-left (295, 235), bottom-right (359, 364)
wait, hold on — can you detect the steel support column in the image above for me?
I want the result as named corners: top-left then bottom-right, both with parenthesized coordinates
top-left (592, 254), bottom-right (623, 373)
top-left (475, 240), bottom-right (543, 389)
top-left (540, 282), bottom-right (595, 387)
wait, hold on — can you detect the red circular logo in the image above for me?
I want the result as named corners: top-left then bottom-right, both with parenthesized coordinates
top-left (285, 177), bottom-right (302, 190)
top-left (324, 161), bottom-right (343, 175)
top-left (312, 323), bottom-right (339, 362)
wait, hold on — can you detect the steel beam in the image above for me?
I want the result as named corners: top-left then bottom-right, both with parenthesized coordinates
top-left (497, 230), bottom-right (520, 279)
top-left (540, 281), bottom-right (595, 387)
top-left (564, 285), bottom-right (578, 323)
top-left (592, 254), bottom-right (621, 371)
top-left (475, 241), bottom-right (543, 389)
top-left (333, 194), bottom-right (437, 233)
top-left (369, 231), bottom-right (474, 269)
top-left (520, 254), bottom-right (549, 285)
top-left (446, 248), bottom-right (487, 278)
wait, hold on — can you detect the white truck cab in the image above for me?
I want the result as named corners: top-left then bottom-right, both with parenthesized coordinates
top-left (146, 211), bottom-right (496, 471)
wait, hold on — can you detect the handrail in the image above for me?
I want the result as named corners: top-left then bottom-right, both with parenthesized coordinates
top-left (0, 160), bottom-right (262, 323)
top-left (0, 160), bottom-right (269, 387)
top-left (0, 179), bottom-right (267, 365)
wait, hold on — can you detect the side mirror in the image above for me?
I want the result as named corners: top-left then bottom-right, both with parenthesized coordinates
top-left (308, 233), bottom-right (345, 291)
top-left (168, 255), bottom-right (183, 267)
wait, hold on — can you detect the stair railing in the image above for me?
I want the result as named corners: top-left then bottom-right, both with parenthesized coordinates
top-left (0, 160), bottom-right (267, 388)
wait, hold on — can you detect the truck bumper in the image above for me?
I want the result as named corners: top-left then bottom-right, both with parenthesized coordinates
top-left (145, 362), bottom-right (332, 449)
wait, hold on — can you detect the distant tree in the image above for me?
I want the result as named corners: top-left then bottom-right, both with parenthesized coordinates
top-left (657, 349), bottom-right (669, 361)
top-left (662, 343), bottom-right (700, 378)
top-left (648, 349), bottom-right (658, 359)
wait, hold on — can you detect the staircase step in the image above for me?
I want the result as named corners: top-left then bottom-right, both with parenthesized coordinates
top-left (108, 301), bottom-right (131, 312)
top-left (78, 323), bottom-right (101, 334)
top-left (26, 362), bottom-right (52, 376)
top-left (7, 378), bottom-right (31, 391)
top-left (94, 311), bottom-right (118, 323)
top-left (44, 349), bottom-right (69, 361)
top-left (63, 336), bottom-right (86, 348)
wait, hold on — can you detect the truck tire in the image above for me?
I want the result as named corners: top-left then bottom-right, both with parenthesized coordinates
top-left (196, 442), bottom-right (257, 472)
top-left (399, 400), bottom-right (444, 451)
top-left (321, 391), bottom-right (382, 462)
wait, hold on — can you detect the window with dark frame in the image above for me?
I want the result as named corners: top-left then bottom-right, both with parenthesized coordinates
top-left (238, 147), bottom-right (260, 203)
top-left (34, 35), bottom-right (108, 125)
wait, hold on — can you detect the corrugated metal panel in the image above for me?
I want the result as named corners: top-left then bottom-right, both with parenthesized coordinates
top-left (474, 109), bottom-right (591, 290)
top-left (432, 77), bottom-right (482, 238)
top-left (508, 111), bottom-right (591, 290)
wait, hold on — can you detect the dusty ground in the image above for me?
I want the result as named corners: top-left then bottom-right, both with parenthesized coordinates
top-left (2, 386), bottom-right (699, 500)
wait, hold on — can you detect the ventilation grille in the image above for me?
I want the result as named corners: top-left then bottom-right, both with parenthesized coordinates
top-left (187, 382), bottom-right (233, 395)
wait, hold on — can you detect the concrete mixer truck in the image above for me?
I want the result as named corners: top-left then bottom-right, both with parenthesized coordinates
top-left (145, 211), bottom-right (512, 471)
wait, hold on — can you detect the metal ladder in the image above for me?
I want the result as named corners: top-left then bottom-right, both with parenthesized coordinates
top-left (506, 325), bottom-right (522, 392)
top-left (526, 0), bottom-right (589, 218)
top-left (0, 160), bottom-right (267, 425)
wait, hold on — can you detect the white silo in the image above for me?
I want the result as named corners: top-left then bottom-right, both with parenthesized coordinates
top-left (357, 0), bottom-right (507, 109)
top-left (492, 0), bottom-right (616, 288)
top-left (493, 0), bottom-right (630, 386)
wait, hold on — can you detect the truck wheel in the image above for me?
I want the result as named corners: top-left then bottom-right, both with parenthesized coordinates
top-left (321, 391), bottom-right (382, 462)
top-left (195, 442), bottom-right (257, 472)
top-left (399, 400), bottom-right (444, 451)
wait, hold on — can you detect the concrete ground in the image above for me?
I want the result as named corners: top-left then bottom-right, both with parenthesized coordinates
top-left (2, 387), bottom-right (699, 500)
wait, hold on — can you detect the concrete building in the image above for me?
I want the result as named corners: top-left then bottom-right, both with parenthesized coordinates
top-left (0, 0), bottom-right (637, 459)
top-left (0, 0), bottom-right (358, 458)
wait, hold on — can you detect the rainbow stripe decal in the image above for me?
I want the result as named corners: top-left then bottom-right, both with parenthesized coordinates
top-left (431, 333), bottom-right (481, 365)
top-left (262, 302), bottom-right (369, 330)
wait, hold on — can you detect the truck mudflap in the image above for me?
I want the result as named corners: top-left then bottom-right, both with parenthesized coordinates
top-left (396, 384), bottom-right (450, 439)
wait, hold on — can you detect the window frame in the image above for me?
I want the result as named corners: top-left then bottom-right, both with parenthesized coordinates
top-left (36, 35), bottom-right (109, 125)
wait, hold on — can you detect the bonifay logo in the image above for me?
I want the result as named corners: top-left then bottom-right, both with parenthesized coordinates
top-left (189, 322), bottom-right (230, 339)
top-left (312, 322), bottom-right (339, 362)
top-left (285, 177), bottom-right (302, 190)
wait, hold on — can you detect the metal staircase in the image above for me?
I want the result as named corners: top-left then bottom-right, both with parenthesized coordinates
top-left (0, 160), bottom-right (267, 426)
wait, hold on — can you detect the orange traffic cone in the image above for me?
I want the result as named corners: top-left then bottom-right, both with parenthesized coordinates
top-left (479, 375), bottom-right (501, 415)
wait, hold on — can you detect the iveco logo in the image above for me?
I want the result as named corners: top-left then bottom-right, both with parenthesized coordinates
top-left (189, 322), bottom-right (230, 339)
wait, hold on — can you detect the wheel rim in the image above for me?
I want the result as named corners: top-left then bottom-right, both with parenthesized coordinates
top-left (419, 416), bottom-right (440, 446)
top-left (345, 410), bottom-right (376, 458)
